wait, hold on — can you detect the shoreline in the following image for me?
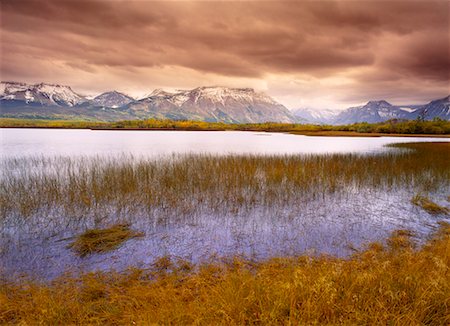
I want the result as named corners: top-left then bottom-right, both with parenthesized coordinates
top-left (1, 125), bottom-right (449, 138)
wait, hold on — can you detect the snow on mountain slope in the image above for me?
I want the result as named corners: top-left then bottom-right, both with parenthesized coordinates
top-left (128, 86), bottom-right (296, 123)
top-left (0, 81), bottom-right (86, 106)
top-left (35, 83), bottom-right (86, 106)
top-left (398, 107), bottom-right (416, 113)
top-left (333, 100), bottom-right (411, 124)
top-left (331, 97), bottom-right (450, 124)
top-left (189, 86), bottom-right (279, 106)
top-left (0, 81), bottom-right (29, 96)
top-left (410, 95), bottom-right (450, 120)
top-left (92, 91), bottom-right (134, 108)
top-left (292, 107), bottom-right (337, 124)
top-left (2, 80), bottom-right (448, 124)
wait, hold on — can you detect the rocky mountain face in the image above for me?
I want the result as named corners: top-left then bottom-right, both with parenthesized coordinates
top-left (125, 87), bottom-right (296, 123)
top-left (294, 97), bottom-right (450, 125)
top-left (292, 108), bottom-right (337, 124)
top-left (0, 82), bottom-right (296, 123)
top-left (92, 91), bottom-right (134, 108)
top-left (332, 100), bottom-right (412, 125)
top-left (1, 81), bottom-right (448, 124)
top-left (0, 81), bottom-right (86, 107)
top-left (411, 96), bottom-right (450, 121)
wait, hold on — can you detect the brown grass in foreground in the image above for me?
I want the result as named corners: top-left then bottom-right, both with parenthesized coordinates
top-left (68, 224), bottom-right (144, 257)
top-left (1, 222), bottom-right (449, 325)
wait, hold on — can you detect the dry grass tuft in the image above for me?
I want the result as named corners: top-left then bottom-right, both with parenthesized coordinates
top-left (386, 229), bottom-right (416, 250)
top-left (411, 194), bottom-right (449, 215)
top-left (68, 224), bottom-right (144, 257)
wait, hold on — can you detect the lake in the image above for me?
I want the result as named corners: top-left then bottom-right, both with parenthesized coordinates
top-left (1, 128), bottom-right (448, 158)
top-left (1, 128), bottom-right (449, 279)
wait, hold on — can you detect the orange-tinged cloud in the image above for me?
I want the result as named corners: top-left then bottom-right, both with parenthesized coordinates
top-left (1, 0), bottom-right (449, 109)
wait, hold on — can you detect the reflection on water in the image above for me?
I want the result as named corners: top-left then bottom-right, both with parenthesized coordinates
top-left (0, 129), bottom-right (449, 279)
top-left (2, 189), bottom-right (448, 280)
top-left (1, 128), bottom-right (448, 158)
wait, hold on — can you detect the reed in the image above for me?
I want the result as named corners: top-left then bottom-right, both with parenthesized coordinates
top-left (1, 143), bottom-right (448, 223)
top-left (0, 142), bottom-right (449, 324)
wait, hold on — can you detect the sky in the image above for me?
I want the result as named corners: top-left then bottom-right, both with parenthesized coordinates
top-left (1, 0), bottom-right (449, 110)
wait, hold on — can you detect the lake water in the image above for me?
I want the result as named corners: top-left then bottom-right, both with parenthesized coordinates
top-left (1, 128), bottom-right (448, 158)
top-left (1, 128), bottom-right (449, 279)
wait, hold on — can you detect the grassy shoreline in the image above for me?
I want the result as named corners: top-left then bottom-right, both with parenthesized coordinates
top-left (1, 142), bottom-right (449, 324)
top-left (1, 117), bottom-right (449, 136)
top-left (2, 125), bottom-right (449, 137)
top-left (1, 222), bottom-right (449, 325)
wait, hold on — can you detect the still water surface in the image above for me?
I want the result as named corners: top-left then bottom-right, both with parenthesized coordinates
top-left (1, 128), bottom-right (449, 279)
top-left (1, 128), bottom-right (448, 158)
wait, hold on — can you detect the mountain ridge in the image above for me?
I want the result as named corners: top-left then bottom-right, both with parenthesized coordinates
top-left (0, 81), bottom-right (86, 107)
top-left (0, 82), bottom-right (295, 123)
top-left (1, 81), bottom-right (448, 124)
top-left (294, 96), bottom-right (450, 124)
top-left (92, 91), bottom-right (134, 108)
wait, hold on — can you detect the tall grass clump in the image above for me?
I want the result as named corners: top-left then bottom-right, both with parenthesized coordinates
top-left (68, 224), bottom-right (144, 257)
top-left (1, 222), bottom-right (449, 325)
top-left (411, 194), bottom-right (449, 215)
top-left (0, 143), bottom-right (448, 224)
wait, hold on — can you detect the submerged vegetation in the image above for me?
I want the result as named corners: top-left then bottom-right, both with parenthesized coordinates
top-left (1, 143), bottom-right (449, 223)
top-left (68, 224), bottom-right (144, 257)
top-left (1, 222), bottom-right (449, 324)
top-left (412, 194), bottom-right (449, 215)
top-left (1, 117), bottom-right (449, 135)
top-left (1, 142), bottom-right (449, 324)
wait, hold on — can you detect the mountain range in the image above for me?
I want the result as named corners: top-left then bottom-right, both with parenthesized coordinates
top-left (1, 81), bottom-right (448, 124)
top-left (0, 82), bottom-right (295, 123)
top-left (294, 98), bottom-right (449, 124)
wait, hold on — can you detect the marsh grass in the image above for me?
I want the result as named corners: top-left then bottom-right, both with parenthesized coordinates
top-left (1, 222), bottom-right (449, 325)
top-left (0, 142), bottom-right (449, 324)
top-left (68, 224), bottom-right (144, 257)
top-left (412, 194), bottom-right (449, 215)
top-left (1, 143), bottom-right (448, 224)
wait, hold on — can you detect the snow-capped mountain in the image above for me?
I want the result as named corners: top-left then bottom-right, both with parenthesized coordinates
top-left (1, 81), bottom-right (448, 124)
top-left (328, 97), bottom-right (450, 124)
top-left (410, 95), bottom-right (450, 120)
top-left (92, 91), bottom-right (134, 108)
top-left (332, 100), bottom-right (412, 125)
top-left (292, 107), bottom-right (337, 124)
top-left (0, 81), bottom-right (86, 107)
top-left (126, 86), bottom-right (296, 123)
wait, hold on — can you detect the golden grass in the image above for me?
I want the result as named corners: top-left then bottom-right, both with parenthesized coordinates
top-left (1, 143), bottom-right (449, 221)
top-left (68, 224), bottom-right (144, 257)
top-left (0, 142), bottom-right (449, 324)
top-left (1, 222), bottom-right (449, 325)
top-left (412, 194), bottom-right (449, 215)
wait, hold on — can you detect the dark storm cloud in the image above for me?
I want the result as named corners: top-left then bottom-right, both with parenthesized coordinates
top-left (1, 0), bottom-right (449, 106)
